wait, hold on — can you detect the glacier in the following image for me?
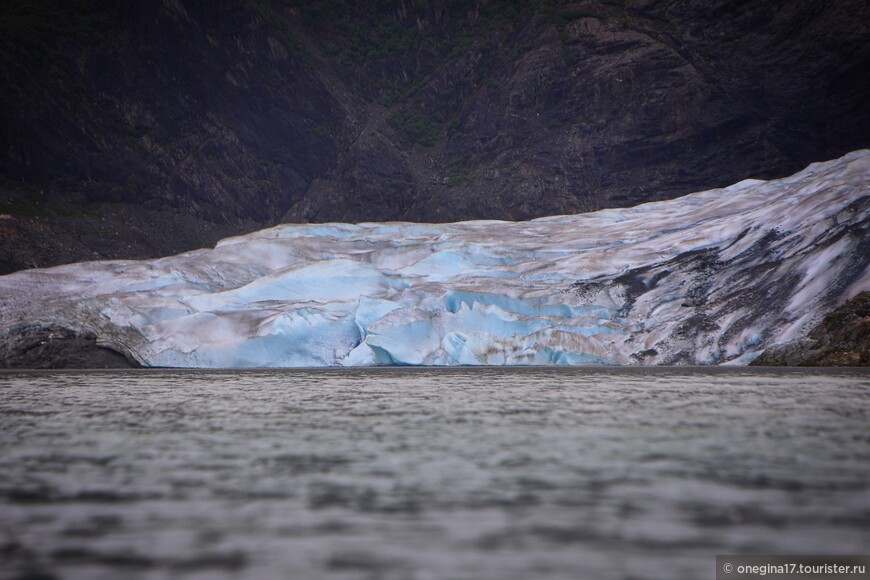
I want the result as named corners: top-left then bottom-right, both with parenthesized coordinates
top-left (1, 151), bottom-right (868, 367)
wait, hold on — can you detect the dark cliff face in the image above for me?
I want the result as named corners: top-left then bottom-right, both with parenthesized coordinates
top-left (1, 0), bottom-right (868, 271)
top-left (1, 0), bottom-right (349, 224)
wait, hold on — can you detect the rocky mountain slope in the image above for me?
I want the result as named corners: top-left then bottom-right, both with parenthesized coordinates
top-left (1, 150), bottom-right (866, 368)
top-left (1, 0), bottom-right (869, 272)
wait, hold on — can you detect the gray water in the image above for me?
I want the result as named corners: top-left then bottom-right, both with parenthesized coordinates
top-left (1, 367), bottom-right (868, 580)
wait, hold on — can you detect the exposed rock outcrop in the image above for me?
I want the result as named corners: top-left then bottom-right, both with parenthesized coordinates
top-left (751, 292), bottom-right (870, 367)
top-left (0, 324), bottom-right (139, 369)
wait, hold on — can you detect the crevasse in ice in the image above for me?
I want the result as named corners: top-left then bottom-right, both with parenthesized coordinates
top-left (1, 151), bottom-right (868, 367)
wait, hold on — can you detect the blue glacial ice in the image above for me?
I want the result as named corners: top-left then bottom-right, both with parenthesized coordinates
top-left (1, 150), bottom-right (868, 367)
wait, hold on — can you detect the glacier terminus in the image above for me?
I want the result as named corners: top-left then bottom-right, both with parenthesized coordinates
top-left (1, 151), bottom-right (868, 367)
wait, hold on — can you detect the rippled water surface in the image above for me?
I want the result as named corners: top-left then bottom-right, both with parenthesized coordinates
top-left (1, 367), bottom-right (869, 580)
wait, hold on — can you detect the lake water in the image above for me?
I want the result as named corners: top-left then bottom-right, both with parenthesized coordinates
top-left (1, 367), bottom-right (868, 580)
